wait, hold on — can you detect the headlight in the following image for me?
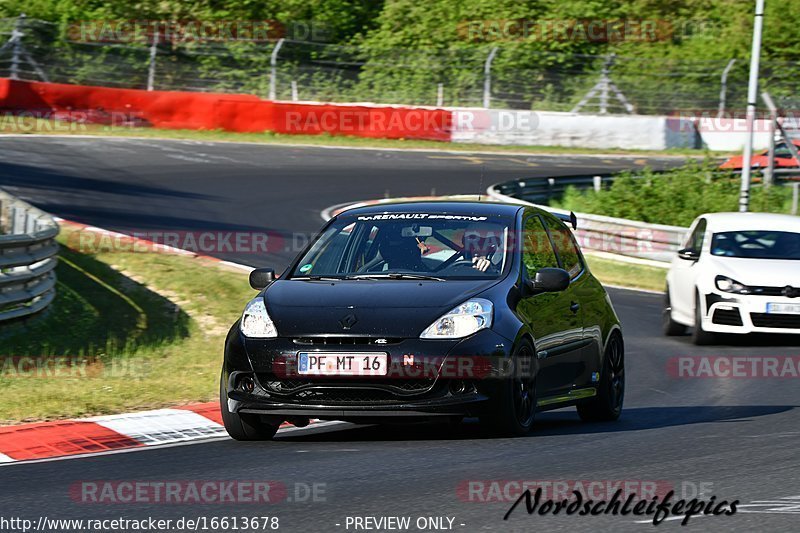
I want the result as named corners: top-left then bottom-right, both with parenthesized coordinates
top-left (240, 297), bottom-right (278, 338)
top-left (715, 275), bottom-right (750, 294)
top-left (420, 298), bottom-right (493, 339)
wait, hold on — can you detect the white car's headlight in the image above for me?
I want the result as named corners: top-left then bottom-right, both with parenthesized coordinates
top-left (420, 298), bottom-right (493, 339)
top-left (240, 297), bottom-right (278, 338)
top-left (715, 275), bottom-right (750, 294)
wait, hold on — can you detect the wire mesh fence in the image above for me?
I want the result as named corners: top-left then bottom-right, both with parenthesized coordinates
top-left (1, 15), bottom-right (799, 115)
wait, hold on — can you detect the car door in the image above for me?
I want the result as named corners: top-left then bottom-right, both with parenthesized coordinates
top-left (542, 215), bottom-right (600, 385)
top-left (516, 214), bottom-right (584, 398)
top-left (671, 217), bottom-right (707, 320)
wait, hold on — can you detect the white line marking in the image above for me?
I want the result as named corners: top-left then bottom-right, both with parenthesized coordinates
top-left (0, 421), bottom-right (354, 467)
top-left (604, 284), bottom-right (664, 295)
top-left (88, 409), bottom-right (226, 446)
top-left (220, 260), bottom-right (255, 272)
top-left (0, 452), bottom-right (14, 463)
top-left (0, 133), bottom-right (696, 159)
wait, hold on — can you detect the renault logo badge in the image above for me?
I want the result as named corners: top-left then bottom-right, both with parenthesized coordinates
top-left (339, 313), bottom-right (357, 330)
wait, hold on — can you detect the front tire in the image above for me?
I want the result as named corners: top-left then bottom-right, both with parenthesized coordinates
top-left (480, 340), bottom-right (536, 437)
top-left (220, 372), bottom-right (280, 441)
top-left (662, 286), bottom-right (687, 336)
top-left (692, 292), bottom-right (716, 345)
top-left (578, 332), bottom-right (624, 422)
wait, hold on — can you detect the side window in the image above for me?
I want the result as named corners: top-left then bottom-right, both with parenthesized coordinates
top-left (544, 217), bottom-right (583, 279)
top-left (522, 216), bottom-right (559, 278)
top-left (688, 219), bottom-right (707, 255)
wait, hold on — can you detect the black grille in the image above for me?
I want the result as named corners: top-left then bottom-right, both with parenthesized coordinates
top-left (750, 313), bottom-right (800, 329)
top-left (712, 308), bottom-right (743, 326)
top-left (748, 286), bottom-right (800, 298)
top-left (292, 337), bottom-right (402, 346)
top-left (291, 389), bottom-right (404, 404)
top-left (257, 375), bottom-right (436, 396)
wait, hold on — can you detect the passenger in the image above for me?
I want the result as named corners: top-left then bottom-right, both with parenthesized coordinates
top-left (377, 228), bottom-right (427, 271)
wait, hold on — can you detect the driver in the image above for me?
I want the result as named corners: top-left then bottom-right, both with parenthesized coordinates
top-left (462, 227), bottom-right (501, 272)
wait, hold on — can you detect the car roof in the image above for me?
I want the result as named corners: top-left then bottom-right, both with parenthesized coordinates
top-left (339, 200), bottom-right (525, 218)
top-left (699, 212), bottom-right (800, 233)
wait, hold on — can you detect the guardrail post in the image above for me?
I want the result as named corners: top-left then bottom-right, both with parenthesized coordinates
top-left (13, 206), bottom-right (26, 234)
top-left (717, 59), bottom-right (736, 118)
top-left (146, 29), bottom-right (159, 91)
top-left (761, 92), bottom-right (777, 186)
top-left (9, 13), bottom-right (25, 80)
top-left (482, 47), bottom-right (499, 109)
top-left (593, 175), bottom-right (602, 192)
top-left (793, 183), bottom-right (799, 216)
top-left (269, 38), bottom-right (285, 100)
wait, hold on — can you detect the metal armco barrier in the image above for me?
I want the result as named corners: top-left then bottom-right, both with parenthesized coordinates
top-left (489, 169), bottom-right (800, 264)
top-left (0, 189), bottom-right (59, 321)
top-left (488, 176), bottom-right (688, 264)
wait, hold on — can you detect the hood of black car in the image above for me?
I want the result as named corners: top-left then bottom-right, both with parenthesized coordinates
top-left (262, 279), bottom-right (497, 337)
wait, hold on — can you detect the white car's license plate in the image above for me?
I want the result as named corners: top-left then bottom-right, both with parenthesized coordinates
top-left (297, 352), bottom-right (388, 376)
top-left (766, 303), bottom-right (800, 314)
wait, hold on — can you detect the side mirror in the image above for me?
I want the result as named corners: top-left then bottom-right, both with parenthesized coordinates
top-left (249, 267), bottom-right (276, 290)
top-left (527, 267), bottom-right (570, 293)
top-left (677, 248), bottom-right (699, 261)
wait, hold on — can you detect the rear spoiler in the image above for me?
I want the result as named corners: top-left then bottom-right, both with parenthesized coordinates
top-left (553, 211), bottom-right (578, 230)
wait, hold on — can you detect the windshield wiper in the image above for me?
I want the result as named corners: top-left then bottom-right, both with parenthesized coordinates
top-left (346, 273), bottom-right (445, 281)
top-left (292, 275), bottom-right (345, 281)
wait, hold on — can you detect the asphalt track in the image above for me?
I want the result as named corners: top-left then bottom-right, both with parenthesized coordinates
top-left (0, 137), bottom-right (798, 532)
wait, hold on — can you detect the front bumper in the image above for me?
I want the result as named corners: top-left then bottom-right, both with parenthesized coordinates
top-left (702, 291), bottom-right (800, 334)
top-left (222, 327), bottom-right (514, 420)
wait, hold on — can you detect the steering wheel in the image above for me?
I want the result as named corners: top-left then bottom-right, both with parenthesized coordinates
top-left (444, 258), bottom-right (496, 273)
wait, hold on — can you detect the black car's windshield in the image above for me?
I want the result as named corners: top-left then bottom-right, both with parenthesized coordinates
top-left (711, 230), bottom-right (800, 260)
top-left (290, 212), bottom-right (514, 279)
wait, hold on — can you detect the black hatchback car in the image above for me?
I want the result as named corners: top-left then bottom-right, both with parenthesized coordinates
top-left (221, 201), bottom-right (623, 439)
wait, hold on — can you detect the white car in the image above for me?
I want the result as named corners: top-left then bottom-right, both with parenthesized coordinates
top-left (664, 212), bottom-right (800, 344)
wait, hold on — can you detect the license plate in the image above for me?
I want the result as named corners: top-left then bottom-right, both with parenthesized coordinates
top-left (766, 303), bottom-right (800, 314)
top-left (297, 352), bottom-right (388, 376)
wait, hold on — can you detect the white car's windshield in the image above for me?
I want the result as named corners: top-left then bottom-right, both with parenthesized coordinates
top-left (289, 213), bottom-right (514, 279)
top-left (711, 230), bottom-right (800, 260)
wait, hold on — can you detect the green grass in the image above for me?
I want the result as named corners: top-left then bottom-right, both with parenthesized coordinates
top-left (0, 226), bottom-right (253, 425)
top-left (585, 254), bottom-right (666, 292)
top-left (0, 116), bottom-right (710, 157)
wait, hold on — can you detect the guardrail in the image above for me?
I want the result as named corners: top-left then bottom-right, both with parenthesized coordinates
top-left (0, 189), bottom-right (59, 321)
top-left (488, 177), bottom-right (687, 265)
top-left (492, 168), bottom-right (800, 206)
top-left (489, 169), bottom-right (800, 265)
